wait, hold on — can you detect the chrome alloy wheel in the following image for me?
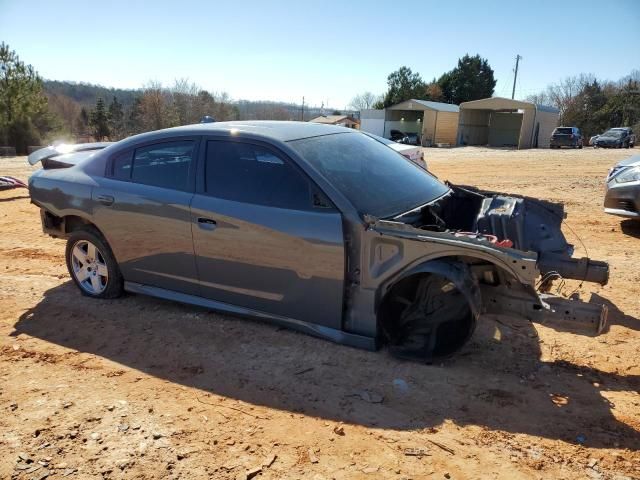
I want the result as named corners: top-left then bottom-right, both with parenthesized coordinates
top-left (71, 240), bottom-right (109, 295)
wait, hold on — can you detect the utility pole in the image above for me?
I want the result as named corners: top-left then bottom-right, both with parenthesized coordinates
top-left (301, 96), bottom-right (305, 121)
top-left (511, 54), bottom-right (522, 100)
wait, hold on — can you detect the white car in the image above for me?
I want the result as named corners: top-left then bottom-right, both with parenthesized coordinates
top-left (363, 132), bottom-right (427, 170)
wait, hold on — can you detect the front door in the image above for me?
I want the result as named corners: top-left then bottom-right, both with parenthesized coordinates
top-left (190, 138), bottom-right (345, 329)
top-left (92, 138), bottom-right (200, 295)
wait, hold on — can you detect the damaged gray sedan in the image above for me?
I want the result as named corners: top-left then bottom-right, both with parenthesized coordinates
top-left (28, 122), bottom-right (609, 362)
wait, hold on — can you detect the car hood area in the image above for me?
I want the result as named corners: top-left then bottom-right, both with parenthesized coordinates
top-left (379, 184), bottom-right (609, 286)
top-left (614, 154), bottom-right (640, 168)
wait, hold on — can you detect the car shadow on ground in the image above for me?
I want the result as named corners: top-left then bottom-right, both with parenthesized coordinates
top-left (620, 219), bottom-right (640, 238)
top-left (0, 194), bottom-right (30, 202)
top-left (11, 282), bottom-right (640, 450)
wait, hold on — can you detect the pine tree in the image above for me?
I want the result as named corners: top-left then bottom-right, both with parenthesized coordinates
top-left (107, 96), bottom-right (124, 139)
top-left (438, 54), bottom-right (496, 104)
top-left (380, 66), bottom-right (426, 108)
top-left (89, 97), bottom-right (110, 141)
top-left (0, 42), bottom-right (51, 153)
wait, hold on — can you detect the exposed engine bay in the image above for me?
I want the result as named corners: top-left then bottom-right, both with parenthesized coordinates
top-left (394, 184), bottom-right (609, 286)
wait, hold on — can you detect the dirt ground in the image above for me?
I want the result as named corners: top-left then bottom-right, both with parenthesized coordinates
top-left (1, 146), bottom-right (639, 480)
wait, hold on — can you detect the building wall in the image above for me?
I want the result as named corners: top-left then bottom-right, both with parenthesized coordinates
top-left (487, 112), bottom-right (523, 147)
top-left (360, 109), bottom-right (385, 137)
top-left (422, 111), bottom-right (437, 145)
top-left (534, 110), bottom-right (559, 148)
top-left (517, 108), bottom-right (535, 148)
top-left (337, 119), bottom-right (359, 129)
top-left (434, 112), bottom-right (459, 145)
top-left (458, 109), bottom-right (491, 145)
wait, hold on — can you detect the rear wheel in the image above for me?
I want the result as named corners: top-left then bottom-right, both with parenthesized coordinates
top-left (65, 228), bottom-right (123, 299)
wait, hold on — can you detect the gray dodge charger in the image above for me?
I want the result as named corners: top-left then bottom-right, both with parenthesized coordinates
top-left (28, 122), bottom-right (610, 362)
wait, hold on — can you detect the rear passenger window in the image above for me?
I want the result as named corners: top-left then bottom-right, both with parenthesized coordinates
top-left (205, 141), bottom-right (311, 210)
top-left (131, 141), bottom-right (195, 191)
top-left (112, 151), bottom-right (132, 180)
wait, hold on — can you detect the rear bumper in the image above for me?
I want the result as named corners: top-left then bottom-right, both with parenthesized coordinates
top-left (550, 138), bottom-right (578, 147)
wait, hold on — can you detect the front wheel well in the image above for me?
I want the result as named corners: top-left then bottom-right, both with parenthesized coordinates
top-left (378, 263), bottom-right (478, 363)
top-left (377, 256), bottom-right (524, 363)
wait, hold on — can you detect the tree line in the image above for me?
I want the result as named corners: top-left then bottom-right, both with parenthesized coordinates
top-left (349, 54), bottom-right (639, 140)
top-left (526, 72), bottom-right (640, 139)
top-left (349, 54), bottom-right (497, 110)
top-left (0, 43), bottom-right (327, 153)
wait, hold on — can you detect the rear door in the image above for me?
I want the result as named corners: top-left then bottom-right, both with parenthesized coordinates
top-left (92, 138), bottom-right (201, 295)
top-left (552, 127), bottom-right (574, 146)
top-left (190, 138), bottom-right (345, 329)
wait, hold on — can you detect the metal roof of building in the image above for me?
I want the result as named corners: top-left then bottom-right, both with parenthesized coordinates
top-left (460, 96), bottom-right (559, 113)
top-left (387, 99), bottom-right (460, 113)
top-left (309, 115), bottom-right (359, 124)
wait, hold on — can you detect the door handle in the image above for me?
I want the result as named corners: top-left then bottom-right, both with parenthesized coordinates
top-left (197, 217), bottom-right (217, 230)
top-left (97, 194), bottom-right (114, 206)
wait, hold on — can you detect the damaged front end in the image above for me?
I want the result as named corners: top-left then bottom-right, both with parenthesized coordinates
top-left (367, 185), bottom-right (609, 363)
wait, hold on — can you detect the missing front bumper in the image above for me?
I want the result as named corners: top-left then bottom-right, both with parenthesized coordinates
top-left (482, 286), bottom-right (607, 336)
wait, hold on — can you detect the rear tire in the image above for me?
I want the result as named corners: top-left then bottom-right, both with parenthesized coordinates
top-left (65, 227), bottom-right (123, 299)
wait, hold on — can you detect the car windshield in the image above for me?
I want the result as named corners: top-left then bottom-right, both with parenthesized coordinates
top-left (555, 128), bottom-right (573, 134)
top-left (289, 132), bottom-right (449, 218)
top-left (603, 129), bottom-right (624, 137)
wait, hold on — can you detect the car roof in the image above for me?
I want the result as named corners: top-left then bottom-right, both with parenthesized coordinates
top-left (140, 121), bottom-right (355, 143)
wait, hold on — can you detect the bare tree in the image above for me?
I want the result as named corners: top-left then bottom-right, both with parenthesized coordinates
top-left (46, 92), bottom-right (81, 134)
top-left (138, 81), bottom-right (177, 131)
top-left (539, 74), bottom-right (596, 122)
top-left (348, 91), bottom-right (378, 111)
top-left (171, 78), bottom-right (200, 125)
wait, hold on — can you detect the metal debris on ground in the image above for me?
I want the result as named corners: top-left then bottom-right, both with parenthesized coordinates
top-left (0, 176), bottom-right (27, 190)
top-left (404, 447), bottom-right (430, 457)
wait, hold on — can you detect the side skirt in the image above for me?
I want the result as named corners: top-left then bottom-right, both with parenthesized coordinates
top-left (124, 281), bottom-right (377, 351)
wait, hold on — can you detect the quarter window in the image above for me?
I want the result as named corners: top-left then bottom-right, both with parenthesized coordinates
top-left (111, 151), bottom-right (132, 180)
top-left (130, 141), bottom-right (195, 191)
top-left (205, 140), bottom-right (312, 210)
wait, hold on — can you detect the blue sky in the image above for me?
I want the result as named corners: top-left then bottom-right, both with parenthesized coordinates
top-left (1, 0), bottom-right (638, 109)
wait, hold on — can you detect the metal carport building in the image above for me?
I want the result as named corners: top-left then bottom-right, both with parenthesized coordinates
top-left (360, 99), bottom-right (460, 146)
top-left (457, 97), bottom-right (559, 149)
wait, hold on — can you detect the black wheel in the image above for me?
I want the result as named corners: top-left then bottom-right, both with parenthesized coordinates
top-left (625, 141), bottom-right (630, 149)
top-left (65, 227), bottom-right (123, 299)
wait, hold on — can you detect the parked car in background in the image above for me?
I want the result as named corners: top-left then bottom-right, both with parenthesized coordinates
top-left (389, 129), bottom-right (406, 142)
top-left (590, 134), bottom-right (600, 146)
top-left (28, 122), bottom-right (609, 363)
top-left (550, 127), bottom-right (583, 149)
top-left (398, 132), bottom-right (421, 146)
top-left (363, 132), bottom-right (427, 170)
top-left (604, 154), bottom-right (640, 219)
top-left (594, 128), bottom-right (635, 149)
top-left (389, 130), bottom-right (421, 146)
